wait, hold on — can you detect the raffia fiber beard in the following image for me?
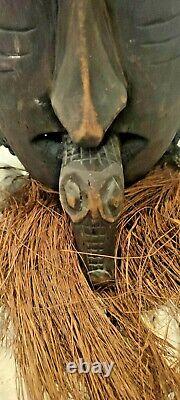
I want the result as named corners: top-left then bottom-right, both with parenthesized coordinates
top-left (0, 166), bottom-right (179, 400)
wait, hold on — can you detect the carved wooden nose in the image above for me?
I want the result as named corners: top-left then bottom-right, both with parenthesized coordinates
top-left (51, 0), bottom-right (127, 147)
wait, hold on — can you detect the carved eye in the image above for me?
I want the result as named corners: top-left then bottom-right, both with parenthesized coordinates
top-left (59, 173), bottom-right (89, 223)
top-left (0, 27), bottom-right (36, 74)
top-left (100, 177), bottom-right (124, 222)
top-left (64, 180), bottom-right (81, 211)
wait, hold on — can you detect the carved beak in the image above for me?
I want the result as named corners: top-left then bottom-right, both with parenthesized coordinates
top-left (51, 0), bottom-right (127, 148)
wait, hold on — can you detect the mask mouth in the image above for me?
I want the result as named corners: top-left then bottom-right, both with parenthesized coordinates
top-left (59, 133), bottom-right (124, 286)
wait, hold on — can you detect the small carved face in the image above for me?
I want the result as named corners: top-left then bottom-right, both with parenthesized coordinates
top-left (0, 0), bottom-right (179, 189)
top-left (60, 162), bottom-right (124, 224)
top-left (58, 133), bottom-right (124, 286)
